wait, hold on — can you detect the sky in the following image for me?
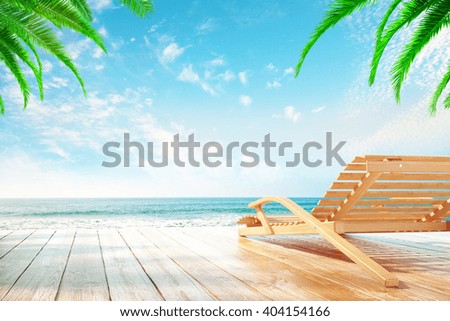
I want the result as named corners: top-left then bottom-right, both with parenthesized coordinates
top-left (0, 0), bottom-right (449, 198)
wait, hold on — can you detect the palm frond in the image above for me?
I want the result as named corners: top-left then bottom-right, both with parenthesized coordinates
top-left (375, 0), bottom-right (403, 41)
top-left (0, 28), bottom-right (43, 102)
top-left (391, 0), bottom-right (450, 102)
top-left (0, 4), bottom-right (86, 96)
top-left (68, 0), bottom-right (93, 21)
top-left (0, 42), bottom-right (30, 109)
top-left (26, 42), bottom-right (44, 100)
top-left (295, 0), bottom-right (377, 77)
top-left (0, 96), bottom-right (5, 115)
top-left (0, 0), bottom-right (153, 114)
top-left (429, 61), bottom-right (450, 114)
top-left (444, 92), bottom-right (450, 108)
top-left (370, 0), bottom-right (440, 85)
top-left (369, 0), bottom-right (403, 85)
top-left (117, 0), bottom-right (154, 18)
top-left (26, 0), bottom-right (106, 52)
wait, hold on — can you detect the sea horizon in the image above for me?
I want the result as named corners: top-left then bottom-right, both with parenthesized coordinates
top-left (0, 197), bottom-right (321, 230)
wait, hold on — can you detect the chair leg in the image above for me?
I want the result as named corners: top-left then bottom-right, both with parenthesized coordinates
top-left (246, 196), bottom-right (399, 287)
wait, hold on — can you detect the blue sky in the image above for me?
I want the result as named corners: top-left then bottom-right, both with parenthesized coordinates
top-left (0, 0), bottom-right (449, 198)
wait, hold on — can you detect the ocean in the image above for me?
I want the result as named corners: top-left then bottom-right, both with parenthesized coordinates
top-left (0, 197), bottom-right (320, 229)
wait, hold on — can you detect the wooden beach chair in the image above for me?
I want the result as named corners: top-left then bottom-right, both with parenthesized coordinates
top-left (237, 155), bottom-right (450, 287)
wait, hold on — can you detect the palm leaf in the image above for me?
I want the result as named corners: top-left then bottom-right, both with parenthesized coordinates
top-left (429, 61), bottom-right (450, 114)
top-left (375, 0), bottom-right (403, 42)
top-left (22, 0), bottom-right (106, 52)
top-left (26, 42), bottom-right (44, 100)
top-left (295, 0), bottom-right (377, 77)
top-left (444, 92), bottom-right (450, 108)
top-left (118, 0), bottom-right (154, 18)
top-left (0, 95), bottom-right (5, 115)
top-left (0, 28), bottom-right (43, 102)
top-left (0, 0), bottom-right (153, 114)
top-left (68, 0), bottom-right (93, 21)
top-left (370, 0), bottom-right (440, 85)
top-left (369, 0), bottom-right (403, 85)
top-left (0, 4), bottom-right (86, 96)
top-left (0, 42), bottom-right (30, 109)
top-left (2, 0), bottom-right (106, 52)
top-left (391, 0), bottom-right (450, 102)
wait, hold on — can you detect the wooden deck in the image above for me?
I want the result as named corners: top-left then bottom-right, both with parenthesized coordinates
top-left (0, 227), bottom-right (449, 301)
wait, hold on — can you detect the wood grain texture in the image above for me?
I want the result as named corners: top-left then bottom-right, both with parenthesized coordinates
top-left (119, 229), bottom-right (214, 301)
top-left (3, 230), bottom-right (74, 301)
top-left (182, 227), bottom-right (382, 300)
top-left (140, 228), bottom-right (269, 300)
top-left (98, 229), bottom-right (163, 301)
top-left (0, 230), bottom-right (54, 300)
top-left (0, 231), bottom-right (13, 241)
top-left (57, 229), bottom-right (109, 301)
top-left (0, 230), bottom-right (34, 259)
top-left (160, 227), bottom-right (326, 300)
top-left (0, 228), bottom-right (448, 301)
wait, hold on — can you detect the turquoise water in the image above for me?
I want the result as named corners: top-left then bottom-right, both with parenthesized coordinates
top-left (0, 198), bottom-right (320, 229)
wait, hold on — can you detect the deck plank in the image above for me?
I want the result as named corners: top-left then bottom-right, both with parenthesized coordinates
top-left (3, 230), bottom-right (75, 301)
top-left (57, 229), bottom-right (109, 301)
top-left (119, 229), bottom-right (214, 301)
top-left (191, 227), bottom-right (391, 300)
top-left (210, 227), bottom-right (450, 300)
top-left (0, 230), bottom-right (35, 259)
top-left (98, 229), bottom-right (163, 301)
top-left (343, 235), bottom-right (450, 299)
top-left (377, 232), bottom-right (450, 250)
top-left (140, 228), bottom-right (269, 300)
top-left (0, 230), bottom-right (54, 300)
top-left (0, 230), bottom-right (13, 240)
top-left (163, 228), bottom-right (326, 300)
top-left (255, 231), bottom-right (450, 300)
top-left (0, 228), bottom-right (448, 301)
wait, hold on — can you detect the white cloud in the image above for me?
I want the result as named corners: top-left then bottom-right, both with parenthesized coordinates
top-left (130, 37), bottom-right (136, 42)
top-left (98, 26), bottom-right (108, 37)
top-left (196, 19), bottom-right (216, 35)
top-left (284, 106), bottom-right (301, 123)
top-left (46, 77), bottom-right (68, 89)
top-left (111, 39), bottom-right (125, 51)
top-left (92, 47), bottom-right (104, 59)
top-left (177, 65), bottom-right (216, 95)
top-left (266, 80), bottom-right (281, 89)
top-left (218, 70), bottom-right (235, 82)
top-left (89, 0), bottom-right (113, 11)
top-left (238, 71), bottom-right (248, 85)
top-left (209, 57), bottom-right (225, 66)
top-left (42, 60), bottom-right (53, 73)
top-left (312, 106), bottom-right (326, 113)
top-left (159, 42), bottom-right (185, 64)
top-left (109, 94), bottom-right (126, 104)
top-left (239, 95), bottom-right (252, 107)
top-left (344, 99), bottom-right (450, 157)
top-left (149, 24), bottom-right (159, 33)
top-left (266, 63), bottom-right (278, 72)
top-left (284, 67), bottom-right (294, 75)
top-left (177, 65), bottom-right (200, 83)
top-left (145, 98), bottom-right (153, 107)
top-left (45, 141), bottom-right (71, 160)
top-left (201, 83), bottom-right (216, 95)
top-left (95, 64), bottom-right (105, 71)
top-left (66, 38), bottom-right (92, 60)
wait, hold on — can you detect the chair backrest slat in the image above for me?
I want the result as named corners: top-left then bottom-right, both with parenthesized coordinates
top-left (316, 155), bottom-right (450, 222)
top-left (368, 161), bottom-right (450, 173)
